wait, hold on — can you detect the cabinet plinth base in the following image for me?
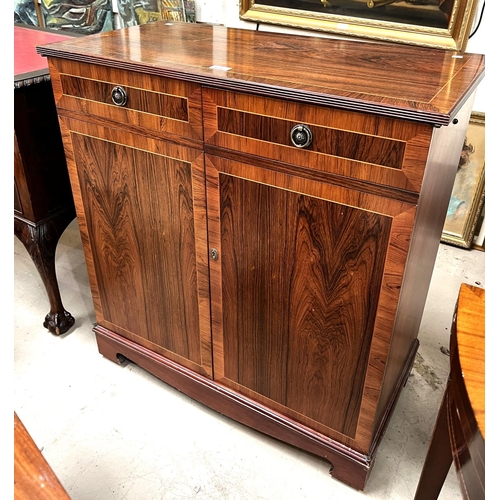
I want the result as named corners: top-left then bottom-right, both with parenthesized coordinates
top-left (94, 324), bottom-right (419, 491)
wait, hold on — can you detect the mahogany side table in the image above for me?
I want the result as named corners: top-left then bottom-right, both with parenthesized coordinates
top-left (414, 283), bottom-right (485, 500)
top-left (14, 24), bottom-right (77, 335)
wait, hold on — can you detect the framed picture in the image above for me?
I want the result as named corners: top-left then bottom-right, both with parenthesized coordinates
top-left (14, 0), bottom-right (39, 26)
top-left (161, 0), bottom-right (196, 23)
top-left (40, 0), bottom-right (114, 34)
top-left (240, 0), bottom-right (480, 51)
top-left (116, 0), bottom-right (196, 28)
top-left (441, 111), bottom-right (485, 249)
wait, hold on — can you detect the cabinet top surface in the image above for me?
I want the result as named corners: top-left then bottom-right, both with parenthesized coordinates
top-left (36, 21), bottom-right (484, 125)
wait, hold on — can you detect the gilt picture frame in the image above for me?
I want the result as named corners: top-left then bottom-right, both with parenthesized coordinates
top-left (441, 111), bottom-right (485, 249)
top-left (240, 0), bottom-right (480, 51)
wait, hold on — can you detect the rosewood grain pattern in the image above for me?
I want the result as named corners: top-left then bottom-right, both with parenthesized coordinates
top-left (78, 137), bottom-right (198, 362)
top-left (58, 115), bottom-right (206, 328)
top-left (206, 154), bottom-right (416, 451)
top-left (48, 58), bottom-right (203, 144)
top-left (67, 125), bottom-right (211, 376)
top-left (218, 174), bottom-right (392, 438)
top-left (37, 22), bottom-right (484, 125)
top-left (354, 205), bottom-right (417, 448)
top-left (60, 116), bottom-right (203, 163)
top-left (218, 107), bottom-right (406, 169)
top-left (203, 88), bottom-right (433, 193)
top-left (58, 118), bottom-right (104, 321)
top-left (207, 155), bottom-right (416, 218)
top-left (205, 145), bottom-right (420, 206)
top-left (60, 73), bottom-right (189, 121)
top-left (429, 60), bottom-right (486, 122)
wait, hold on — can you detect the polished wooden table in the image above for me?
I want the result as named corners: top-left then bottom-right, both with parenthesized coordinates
top-left (14, 24), bottom-right (77, 335)
top-left (414, 283), bottom-right (485, 500)
top-left (14, 413), bottom-right (70, 499)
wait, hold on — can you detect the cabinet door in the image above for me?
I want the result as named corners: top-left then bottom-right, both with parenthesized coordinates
top-left (60, 117), bottom-right (212, 377)
top-left (206, 154), bottom-right (416, 453)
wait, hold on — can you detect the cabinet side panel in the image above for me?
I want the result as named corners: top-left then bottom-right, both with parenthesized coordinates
top-left (373, 94), bottom-right (475, 434)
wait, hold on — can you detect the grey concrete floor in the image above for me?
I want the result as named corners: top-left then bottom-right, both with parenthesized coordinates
top-left (13, 219), bottom-right (485, 499)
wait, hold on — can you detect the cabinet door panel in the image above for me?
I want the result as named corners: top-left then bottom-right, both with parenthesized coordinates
top-left (206, 155), bottom-right (416, 451)
top-left (220, 174), bottom-right (391, 438)
top-left (63, 120), bottom-right (212, 376)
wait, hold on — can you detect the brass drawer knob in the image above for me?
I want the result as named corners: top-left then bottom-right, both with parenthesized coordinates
top-left (210, 248), bottom-right (219, 261)
top-left (290, 124), bottom-right (313, 148)
top-left (111, 86), bottom-right (128, 106)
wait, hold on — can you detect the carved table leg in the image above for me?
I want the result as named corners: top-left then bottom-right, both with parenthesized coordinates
top-left (414, 380), bottom-right (453, 500)
top-left (14, 211), bottom-right (76, 335)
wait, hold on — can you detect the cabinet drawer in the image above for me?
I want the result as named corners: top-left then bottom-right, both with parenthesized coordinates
top-left (48, 59), bottom-right (203, 145)
top-left (203, 88), bottom-right (433, 193)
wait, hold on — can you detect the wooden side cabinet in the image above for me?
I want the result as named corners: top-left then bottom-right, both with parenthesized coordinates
top-left (37, 21), bottom-right (484, 490)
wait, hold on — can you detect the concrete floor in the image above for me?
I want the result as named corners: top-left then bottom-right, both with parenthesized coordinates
top-left (13, 219), bottom-right (485, 500)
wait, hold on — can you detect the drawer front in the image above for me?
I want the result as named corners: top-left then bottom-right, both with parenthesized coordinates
top-left (49, 59), bottom-right (203, 144)
top-left (203, 88), bottom-right (433, 193)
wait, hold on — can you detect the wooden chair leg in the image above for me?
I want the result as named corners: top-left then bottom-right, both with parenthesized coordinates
top-left (414, 380), bottom-right (453, 500)
top-left (15, 213), bottom-right (75, 335)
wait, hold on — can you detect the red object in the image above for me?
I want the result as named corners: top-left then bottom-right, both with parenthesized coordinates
top-left (14, 26), bottom-right (72, 77)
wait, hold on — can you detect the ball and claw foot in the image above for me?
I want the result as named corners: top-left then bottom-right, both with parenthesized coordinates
top-left (43, 310), bottom-right (75, 335)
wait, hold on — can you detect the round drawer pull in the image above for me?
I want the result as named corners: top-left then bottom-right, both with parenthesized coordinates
top-left (111, 86), bottom-right (128, 106)
top-left (290, 124), bottom-right (313, 148)
top-left (210, 248), bottom-right (219, 261)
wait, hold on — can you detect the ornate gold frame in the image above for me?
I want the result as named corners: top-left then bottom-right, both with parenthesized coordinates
top-left (240, 0), bottom-right (480, 51)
